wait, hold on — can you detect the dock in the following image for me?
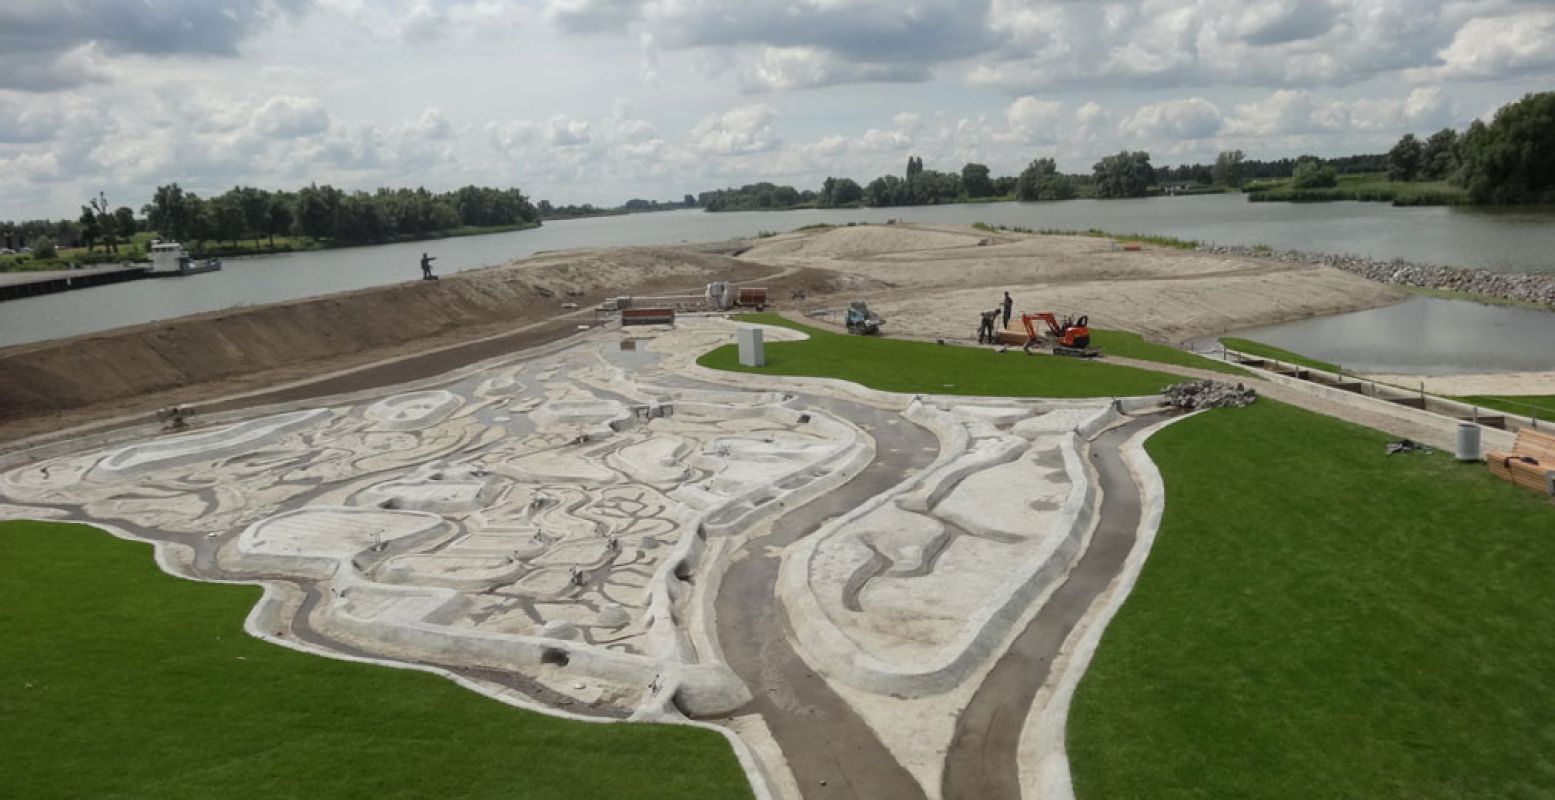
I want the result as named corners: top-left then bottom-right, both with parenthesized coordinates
top-left (0, 264), bottom-right (151, 302)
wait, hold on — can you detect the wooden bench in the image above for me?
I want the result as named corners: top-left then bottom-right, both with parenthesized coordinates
top-left (1487, 428), bottom-right (1555, 498)
top-left (620, 307), bottom-right (675, 326)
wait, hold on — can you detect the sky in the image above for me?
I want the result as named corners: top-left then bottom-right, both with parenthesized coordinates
top-left (2, 0), bottom-right (1552, 218)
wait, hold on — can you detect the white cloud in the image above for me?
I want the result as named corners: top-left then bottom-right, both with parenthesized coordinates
top-left (740, 47), bottom-right (930, 92)
top-left (1433, 10), bottom-right (1555, 79)
top-left (1005, 97), bottom-right (1066, 143)
top-left (1120, 98), bottom-right (1224, 140)
top-left (251, 95), bottom-right (331, 139)
top-left (689, 104), bottom-right (781, 156)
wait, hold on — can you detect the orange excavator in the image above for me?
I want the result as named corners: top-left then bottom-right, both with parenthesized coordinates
top-left (1020, 312), bottom-right (1098, 358)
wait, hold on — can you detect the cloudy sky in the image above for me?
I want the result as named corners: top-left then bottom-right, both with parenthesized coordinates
top-left (2, 0), bottom-right (1552, 218)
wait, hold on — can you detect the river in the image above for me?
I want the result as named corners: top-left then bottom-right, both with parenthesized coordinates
top-left (3, 194), bottom-right (1554, 355)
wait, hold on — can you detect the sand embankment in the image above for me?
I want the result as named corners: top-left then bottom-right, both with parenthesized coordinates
top-left (740, 224), bottom-right (1406, 343)
top-left (1363, 371), bottom-right (1555, 397)
top-left (0, 245), bottom-right (792, 439)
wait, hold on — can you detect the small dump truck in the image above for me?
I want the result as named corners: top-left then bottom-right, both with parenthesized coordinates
top-left (846, 300), bottom-right (884, 335)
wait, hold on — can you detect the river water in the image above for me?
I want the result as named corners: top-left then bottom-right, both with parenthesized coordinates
top-left (2, 195), bottom-right (1553, 368)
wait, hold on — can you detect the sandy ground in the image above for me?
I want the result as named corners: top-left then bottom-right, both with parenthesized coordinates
top-left (742, 224), bottom-right (1406, 344)
top-left (1362, 371), bottom-right (1555, 397)
top-left (0, 223), bottom-right (1430, 444)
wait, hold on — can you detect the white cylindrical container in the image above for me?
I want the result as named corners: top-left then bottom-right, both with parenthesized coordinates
top-left (1456, 422), bottom-right (1482, 462)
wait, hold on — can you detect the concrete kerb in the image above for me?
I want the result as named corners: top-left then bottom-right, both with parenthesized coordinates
top-left (1220, 348), bottom-right (1518, 452)
top-left (0, 510), bottom-right (780, 800)
top-left (1017, 411), bottom-right (1195, 800)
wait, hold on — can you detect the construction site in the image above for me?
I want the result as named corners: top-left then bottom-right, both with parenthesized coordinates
top-left (4, 223), bottom-right (1553, 800)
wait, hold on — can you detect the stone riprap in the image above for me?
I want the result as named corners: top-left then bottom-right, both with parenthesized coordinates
top-left (1162, 380), bottom-right (1258, 410)
top-left (1199, 244), bottom-right (1555, 307)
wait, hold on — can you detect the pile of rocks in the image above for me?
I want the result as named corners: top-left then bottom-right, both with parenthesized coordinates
top-left (1162, 380), bottom-right (1258, 411)
top-left (1199, 244), bottom-right (1555, 308)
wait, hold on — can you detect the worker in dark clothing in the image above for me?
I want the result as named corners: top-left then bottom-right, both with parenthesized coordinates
top-left (420, 252), bottom-right (437, 280)
top-left (977, 309), bottom-right (999, 344)
top-left (1001, 292), bottom-right (1013, 330)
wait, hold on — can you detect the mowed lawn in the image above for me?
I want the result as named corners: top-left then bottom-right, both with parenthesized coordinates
top-left (698, 327), bottom-right (1555, 799)
top-left (1068, 401), bottom-right (1555, 799)
top-left (1454, 394), bottom-right (1555, 424)
top-left (0, 521), bottom-right (753, 800)
top-left (700, 314), bottom-right (1183, 397)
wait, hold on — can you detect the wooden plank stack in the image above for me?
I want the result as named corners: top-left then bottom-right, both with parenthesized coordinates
top-left (1487, 428), bottom-right (1555, 499)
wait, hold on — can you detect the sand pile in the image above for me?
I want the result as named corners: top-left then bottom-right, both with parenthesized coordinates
top-left (744, 224), bottom-right (1404, 343)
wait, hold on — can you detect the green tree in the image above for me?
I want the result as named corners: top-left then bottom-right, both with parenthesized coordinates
top-left (1453, 92), bottom-right (1555, 204)
top-left (906, 156), bottom-right (924, 179)
top-left (29, 235), bottom-right (56, 259)
top-left (1387, 133), bottom-right (1423, 181)
top-left (145, 184), bottom-right (193, 242)
top-left (1420, 128), bottom-right (1459, 180)
top-left (113, 207), bottom-right (136, 244)
top-left (87, 192), bottom-right (119, 254)
top-left (211, 194), bottom-right (247, 246)
top-left (1015, 158), bottom-right (1076, 201)
top-left (961, 163), bottom-right (994, 198)
top-left (78, 206), bottom-right (100, 253)
top-left (1291, 158), bottom-right (1338, 188)
top-left (1092, 151), bottom-right (1155, 198)
top-left (1212, 149), bottom-right (1246, 188)
top-left (266, 195), bottom-right (293, 248)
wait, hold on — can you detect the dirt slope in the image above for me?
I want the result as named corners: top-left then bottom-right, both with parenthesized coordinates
top-left (0, 246), bottom-right (765, 427)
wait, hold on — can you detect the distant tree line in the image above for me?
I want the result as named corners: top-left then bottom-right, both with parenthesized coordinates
top-left (1385, 91), bottom-right (1555, 203)
top-left (538, 195), bottom-right (694, 219)
top-left (144, 183), bottom-right (538, 249)
top-left (697, 183), bottom-right (819, 211)
top-left (3, 183), bottom-right (541, 264)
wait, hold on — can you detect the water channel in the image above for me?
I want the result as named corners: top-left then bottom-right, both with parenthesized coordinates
top-left (2, 195), bottom-right (1553, 374)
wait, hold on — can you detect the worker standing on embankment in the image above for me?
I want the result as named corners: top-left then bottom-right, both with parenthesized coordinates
top-left (1002, 291), bottom-right (1013, 330)
top-left (420, 252), bottom-right (438, 280)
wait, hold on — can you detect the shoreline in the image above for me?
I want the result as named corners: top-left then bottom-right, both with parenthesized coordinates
top-left (1198, 243), bottom-right (1555, 309)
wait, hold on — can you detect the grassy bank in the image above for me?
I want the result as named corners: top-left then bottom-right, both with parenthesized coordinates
top-left (1453, 394), bottom-right (1555, 422)
top-left (1036, 227), bottom-right (1201, 250)
top-left (1246, 172), bottom-right (1469, 206)
top-left (1, 520), bottom-right (752, 799)
top-left (1068, 400), bottom-right (1555, 799)
top-left (700, 314), bottom-right (1182, 398)
top-left (1090, 330), bottom-right (1249, 377)
top-left (1219, 337), bottom-right (1341, 373)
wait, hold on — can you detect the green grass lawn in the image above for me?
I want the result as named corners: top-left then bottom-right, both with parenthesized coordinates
top-left (702, 314), bottom-right (1182, 398)
top-left (1, 520), bottom-right (753, 799)
top-left (698, 325), bottom-right (1555, 798)
top-left (1453, 394), bottom-right (1555, 423)
top-left (1091, 330), bottom-right (1249, 377)
top-left (1220, 336), bottom-right (1341, 373)
top-left (1068, 400), bottom-right (1555, 799)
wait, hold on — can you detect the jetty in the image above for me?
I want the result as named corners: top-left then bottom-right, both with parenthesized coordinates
top-left (0, 264), bottom-right (150, 303)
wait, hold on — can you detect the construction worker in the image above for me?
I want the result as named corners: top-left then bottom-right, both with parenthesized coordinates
top-left (978, 309), bottom-right (999, 344)
top-left (1001, 291), bottom-right (1013, 330)
top-left (420, 252), bottom-right (438, 280)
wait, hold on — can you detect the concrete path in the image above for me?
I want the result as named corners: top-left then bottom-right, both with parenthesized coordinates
top-left (941, 416), bottom-right (1153, 799)
top-left (715, 396), bottom-right (937, 799)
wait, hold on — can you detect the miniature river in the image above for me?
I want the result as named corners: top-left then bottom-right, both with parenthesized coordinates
top-left (3, 196), bottom-right (1555, 349)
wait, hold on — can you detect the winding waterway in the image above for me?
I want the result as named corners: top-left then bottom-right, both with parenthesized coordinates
top-left (2, 195), bottom-right (1553, 361)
